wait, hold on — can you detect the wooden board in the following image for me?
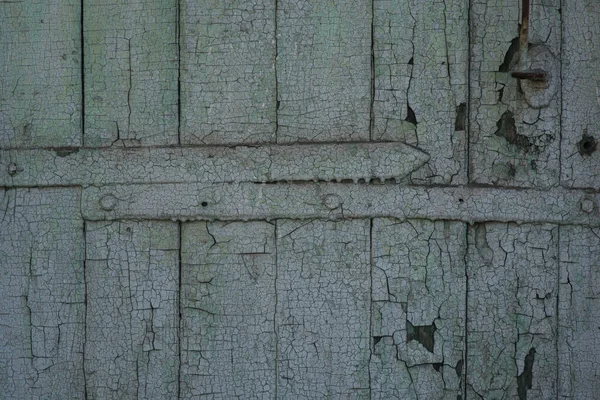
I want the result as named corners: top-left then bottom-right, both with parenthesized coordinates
top-left (0, 189), bottom-right (84, 399)
top-left (0, 0), bottom-right (81, 148)
top-left (469, 0), bottom-right (561, 187)
top-left (275, 219), bottom-right (371, 397)
top-left (85, 221), bottom-right (179, 398)
top-left (561, 0), bottom-right (600, 188)
top-left (180, 221), bottom-right (276, 398)
top-left (83, 0), bottom-right (178, 146)
top-left (180, 0), bottom-right (276, 145)
top-left (466, 223), bottom-right (558, 399)
top-left (559, 226), bottom-right (600, 398)
top-left (371, 219), bottom-right (466, 398)
top-left (276, 0), bottom-right (371, 143)
top-left (373, 0), bottom-right (468, 184)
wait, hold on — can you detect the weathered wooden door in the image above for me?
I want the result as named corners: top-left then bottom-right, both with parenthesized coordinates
top-left (1, 0), bottom-right (599, 398)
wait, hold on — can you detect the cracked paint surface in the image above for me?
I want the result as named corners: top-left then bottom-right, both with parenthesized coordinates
top-left (84, 221), bottom-right (179, 399)
top-left (1, 0), bottom-right (599, 398)
top-left (84, 0), bottom-right (179, 146)
top-left (180, 221), bottom-right (276, 398)
top-left (467, 223), bottom-right (558, 399)
top-left (371, 219), bottom-right (466, 399)
top-left (0, 188), bottom-right (84, 399)
top-left (469, 0), bottom-right (561, 187)
top-left (0, 0), bottom-right (81, 148)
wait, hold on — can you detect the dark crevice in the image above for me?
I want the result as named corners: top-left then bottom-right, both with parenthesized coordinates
top-left (369, 0), bottom-right (375, 141)
top-left (517, 347), bottom-right (536, 400)
top-left (455, 103), bottom-right (467, 131)
top-left (274, 0), bottom-right (279, 143)
top-left (177, 0), bottom-right (182, 145)
top-left (499, 37), bottom-right (521, 72)
top-left (273, 220), bottom-right (279, 399)
top-left (405, 103), bottom-right (417, 125)
top-left (494, 111), bottom-right (532, 152)
top-left (177, 222), bottom-right (183, 399)
top-left (82, 221), bottom-right (88, 400)
top-left (406, 320), bottom-right (436, 353)
top-left (80, 0), bottom-right (85, 145)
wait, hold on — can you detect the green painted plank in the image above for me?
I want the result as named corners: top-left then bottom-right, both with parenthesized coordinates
top-left (559, 226), bottom-right (600, 398)
top-left (469, 0), bottom-right (561, 187)
top-left (276, 0), bottom-right (371, 143)
top-left (467, 223), bottom-right (558, 399)
top-left (0, 188), bottom-right (84, 399)
top-left (0, 0), bottom-right (81, 148)
top-left (561, 0), bottom-right (600, 188)
top-left (373, 0), bottom-right (468, 184)
top-left (84, 0), bottom-right (178, 146)
top-left (181, 0), bottom-right (276, 145)
top-left (85, 221), bottom-right (179, 399)
top-left (371, 219), bottom-right (466, 399)
top-left (180, 221), bottom-right (276, 398)
top-left (276, 219), bottom-right (371, 398)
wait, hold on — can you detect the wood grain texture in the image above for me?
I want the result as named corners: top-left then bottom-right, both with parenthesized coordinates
top-left (0, 188), bottom-right (84, 399)
top-left (84, 0), bottom-right (178, 146)
top-left (181, 0), bottom-right (276, 145)
top-left (85, 221), bottom-right (179, 399)
top-left (0, 0), bottom-right (81, 148)
top-left (559, 226), bottom-right (600, 399)
top-left (560, 0), bottom-right (600, 188)
top-left (469, 0), bottom-right (561, 187)
top-left (467, 223), bottom-right (558, 399)
top-left (374, 0), bottom-right (468, 184)
top-left (371, 219), bottom-right (466, 399)
top-left (276, 0), bottom-right (371, 143)
top-left (276, 219), bottom-right (371, 398)
top-left (180, 221), bottom-right (276, 399)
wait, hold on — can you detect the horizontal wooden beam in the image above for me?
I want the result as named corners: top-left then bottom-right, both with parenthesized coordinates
top-left (0, 142), bottom-right (428, 187)
top-left (79, 183), bottom-right (600, 226)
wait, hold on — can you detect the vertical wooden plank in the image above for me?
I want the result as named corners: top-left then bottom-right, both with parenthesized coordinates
top-left (0, 1), bottom-right (81, 148)
top-left (561, 0), bottom-right (600, 188)
top-left (370, 219), bottom-right (466, 399)
top-left (373, 0), bottom-right (468, 184)
top-left (467, 223), bottom-right (558, 399)
top-left (181, 0), bottom-right (276, 145)
top-left (276, 0), bottom-right (371, 143)
top-left (559, 226), bottom-right (600, 398)
top-left (85, 221), bottom-right (179, 399)
top-left (84, 0), bottom-right (178, 146)
top-left (0, 189), bottom-right (84, 399)
top-left (180, 221), bottom-right (276, 398)
top-left (469, 1), bottom-right (561, 187)
top-left (276, 219), bottom-right (371, 398)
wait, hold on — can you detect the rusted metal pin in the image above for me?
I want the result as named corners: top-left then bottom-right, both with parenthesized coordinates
top-left (511, 69), bottom-right (547, 82)
top-left (510, 0), bottom-right (548, 82)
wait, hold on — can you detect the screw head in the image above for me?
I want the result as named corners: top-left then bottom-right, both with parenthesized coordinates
top-left (322, 194), bottom-right (342, 210)
top-left (7, 163), bottom-right (17, 176)
top-left (99, 194), bottom-right (118, 211)
top-left (581, 197), bottom-right (595, 214)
